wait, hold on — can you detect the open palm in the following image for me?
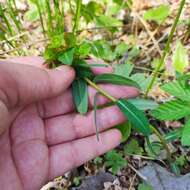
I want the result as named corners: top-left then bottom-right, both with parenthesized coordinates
top-left (0, 57), bottom-right (138, 190)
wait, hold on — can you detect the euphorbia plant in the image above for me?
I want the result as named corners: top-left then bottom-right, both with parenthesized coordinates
top-left (43, 0), bottom-right (152, 139)
top-left (41, 0), bottom-right (175, 170)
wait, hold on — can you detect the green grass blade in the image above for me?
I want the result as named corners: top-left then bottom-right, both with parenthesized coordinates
top-left (73, 0), bottom-right (82, 34)
top-left (0, 3), bottom-right (13, 35)
top-left (7, 0), bottom-right (21, 31)
top-left (45, 0), bottom-right (53, 35)
top-left (116, 98), bottom-right (151, 136)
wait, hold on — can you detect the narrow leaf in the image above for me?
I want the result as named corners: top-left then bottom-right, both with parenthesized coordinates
top-left (172, 41), bottom-right (188, 73)
top-left (116, 99), bottom-right (151, 136)
top-left (72, 79), bottom-right (88, 114)
top-left (74, 59), bottom-right (109, 68)
top-left (143, 5), bottom-right (170, 24)
top-left (181, 119), bottom-right (190, 146)
top-left (151, 99), bottom-right (190, 120)
top-left (164, 128), bottom-right (182, 143)
top-left (170, 162), bottom-right (180, 176)
top-left (114, 64), bottom-right (134, 77)
top-left (58, 48), bottom-right (75, 65)
top-left (128, 98), bottom-right (158, 110)
top-left (94, 93), bottom-right (100, 141)
top-left (115, 122), bottom-right (131, 142)
top-left (94, 73), bottom-right (140, 89)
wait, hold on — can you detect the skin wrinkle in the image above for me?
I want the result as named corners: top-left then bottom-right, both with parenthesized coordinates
top-left (12, 139), bottom-right (49, 189)
top-left (36, 101), bottom-right (46, 119)
top-left (0, 88), bottom-right (10, 107)
top-left (0, 65), bottom-right (20, 109)
top-left (68, 141), bottom-right (80, 170)
top-left (0, 130), bottom-right (23, 189)
top-left (9, 129), bottom-right (24, 190)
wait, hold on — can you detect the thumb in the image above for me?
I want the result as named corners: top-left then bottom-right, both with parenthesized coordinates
top-left (0, 61), bottom-right (75, 109)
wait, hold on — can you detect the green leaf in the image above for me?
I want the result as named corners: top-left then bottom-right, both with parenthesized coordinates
top-left (93, 156), bottom-right (103, 165)
top-left (175, 155), bottom-right (186, 167)
top-left (172, 41), bottom-right (189, 73)
top-left (74, 59), bottom-right (108, 68)
top-left (143, 5), bottom-right (170, 24)
top-left (115, 122), bottom-right (131, 142)
top-left (96, 15), bottom-right (122, 33)
top-left (90, 40), bottom-right (116, 61)
top-left (161, 80), bottom-right (190, 102)
top-left (58, 48), bottom-right (75, 65)
top-left (124, 139), bottom-right (144, 155)
top-left (105, 150), bottom-right (127, 174)
top-left (164, 128), bottom-right (183, 143)
top-left (128, 98), bottom-right (158, 111)
top-left (93, 73), bottom-right (140, 89)
top-left (48, 34), bottom-right (65, 49)
top-left (116, 99), bottom-right (151, 135)
top-left (72, 79), bottom-right (88, 114)
top-left (151, 99), bottom-right (190, 120)
top-left (81, 1), bottom-right (103, 23)
top-left (138, 183), bottom-right (153, 190)
top-left (170, 162), bottom-right (181, 176)
top-left (114, 64), bottom-right (134, 77)
top-left (44, 48), bottom-right (58, 61)
top-left (24, 6), bottom-right (39, 21)
top-left (64, 32), bottom-right (77, 48)
top-left (128, 46), bottom-right (140, 60)
top-left (115, 42), bottom-right (129, 57)
top-left (181, 119), bottom-right (190, 146)
top-left (131, 73), bottom-right (153, 92)
top-left (75, 65), bottom-right (94, 79)
top-left (77, 42), bottom-right (91, 57)
top-left (145, 141), bottom-right (161, 158)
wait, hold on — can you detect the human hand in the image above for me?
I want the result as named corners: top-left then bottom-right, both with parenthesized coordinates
top-left (0, 57), bottom-right (139, 190)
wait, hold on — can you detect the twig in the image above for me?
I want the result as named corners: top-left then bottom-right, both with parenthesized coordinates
top-left (0, 31), bottom-right (29, 45)
top-left (134, 13), bottom-right (162, 56)
top-left (0, 38), bottom-right (48, 55)
top-left (128, 163), bottom-right (148, 182)
top-left (129, 174), bottom-right (137, 190)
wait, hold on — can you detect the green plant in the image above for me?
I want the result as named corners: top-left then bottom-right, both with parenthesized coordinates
top-left (143, 4), bottom-right (170, 24)
top-left (124, 139), bottom-right (144, 155)
top-left (104, 150), bottom-right (127, 174)
top-left (145, 0), bottom-right (186, 96)
top-left (39, 1), bottom-right (154, 140)
top-left (138, 182), bottom-right (153, 190)
top-left (151, 77), bottom-right (190, 146)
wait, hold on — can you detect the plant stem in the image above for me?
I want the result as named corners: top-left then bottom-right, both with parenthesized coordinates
top-left (8, 0), bottom-right (21, 32)
top-left (150, 126), bottom-right (172, 162)
top-left (0, 3), bottom-right (13, 35)
top-left (73, 0), bottom-right (82, 34)
top-left (85, 78), bottom-right (116, 102)
top-left (53, 0), bottom-right (64, 33)
top-left (68, 0), bottom-right (74, 14)
top-left (45, 0), bottom-right (53, 36)
top-left (35, 1), bottom-right (46, 37)
top-left (145, 0), bottom-right (186, 97)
